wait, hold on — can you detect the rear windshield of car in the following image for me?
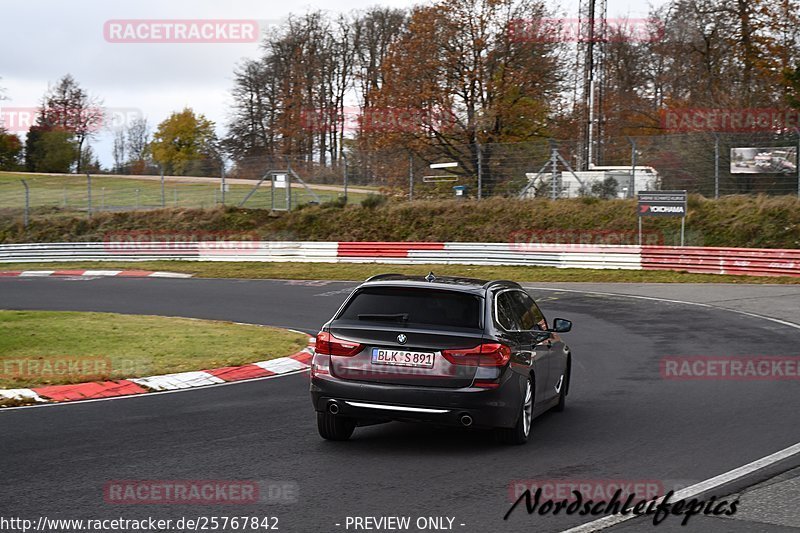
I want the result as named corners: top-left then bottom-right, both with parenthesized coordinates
top-left (337, 287), bottom-right (482, 329)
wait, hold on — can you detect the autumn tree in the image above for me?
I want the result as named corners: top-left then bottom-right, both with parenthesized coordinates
top-left (225, 58), bottom-right (278, 163)
top-left (25, 128), bottom-right (76, 172)
top-left (150, 108), bottom-right (219, 176)
top-left (0, 131), bottom-right (23, 170)
top-left (25, 75), bottom-right (104, 172)
top-left (126, 117), bottom-right (151, 174)
top-left (353, 8), bottom-right (407, 113)
top-left (368, 0), bottom-right (566, 193)
top-left (112, 129), bottom-right (126, 173)
top-left (225, 9), bottom-right (400, 175)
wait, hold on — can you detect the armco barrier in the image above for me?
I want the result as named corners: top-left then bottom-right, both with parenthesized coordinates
top-left (0, 242), bottom-right (797, 277)
top-left (641, 246), bottom-right (800, 277)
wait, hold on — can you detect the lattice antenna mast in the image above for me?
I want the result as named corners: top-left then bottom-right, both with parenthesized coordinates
top-left (577, 0), bottom-right (608, 170)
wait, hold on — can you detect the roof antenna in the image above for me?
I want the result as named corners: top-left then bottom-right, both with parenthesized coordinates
top-left (425, 271), bottom-right (436, 282)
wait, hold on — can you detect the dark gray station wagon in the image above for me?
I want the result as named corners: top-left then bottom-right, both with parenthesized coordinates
top-left (310, 273), bottom-right (572, 444)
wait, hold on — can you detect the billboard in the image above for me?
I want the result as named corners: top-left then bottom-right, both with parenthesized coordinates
top-left (638, 191), bottom-right (687, 218)
top-left (730, 147), bottom-right (797, 174)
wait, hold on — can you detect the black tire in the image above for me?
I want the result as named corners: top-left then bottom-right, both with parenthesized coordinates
top-left (495, 377), bottom-right (533, 445)
top-left (553, 367), bottom-right (568, 413)
top-left (317, 412), bottom-right (356, 441)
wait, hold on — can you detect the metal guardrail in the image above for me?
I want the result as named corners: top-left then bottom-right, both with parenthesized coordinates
top-left (0, 242), bottom-right (797, 277)
top-left (0, 242), bottom-right (339, 263)
top-left (641, 246), bottom-right (800, 277)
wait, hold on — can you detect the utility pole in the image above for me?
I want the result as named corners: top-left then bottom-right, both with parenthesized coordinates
top-left (86, 173), bottom-right (92, 218)
top-left (477, 143), bottom-right (483, 200)
top-left (20, 179), bottom-right (29, 228)
top-left (714, 134), bottom-right (720, 199)
top-left (550, 145), bottom-right (559, 200)
top-left (409, 154), bottom-right (414, 200)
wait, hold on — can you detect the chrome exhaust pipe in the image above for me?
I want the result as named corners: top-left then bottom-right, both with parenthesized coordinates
top-left (460, 414), bottom-right (473, 427)
top-left (328, 401), bottom-right (340, 415)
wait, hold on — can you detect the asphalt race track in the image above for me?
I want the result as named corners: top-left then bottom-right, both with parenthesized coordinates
top-left (1, 277), bottom-right (799, 532)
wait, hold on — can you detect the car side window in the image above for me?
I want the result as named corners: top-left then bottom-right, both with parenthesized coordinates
top-left (495, 291), bottom-right (521, 331)
top-left (511, 291), bottom-right (548, 331)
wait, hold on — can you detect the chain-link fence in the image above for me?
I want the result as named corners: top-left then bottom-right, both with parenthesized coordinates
top-left (2, 131), bottom-right (799, 225)
top-left (0, 167), bottom-right (373, 226)
top-left (225, 131), bottom-right (799, 201)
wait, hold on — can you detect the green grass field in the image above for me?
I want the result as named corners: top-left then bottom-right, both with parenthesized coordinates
top-left (1, 261), bottom-right (797, 284)
top-left (0, 172), bottom-right (373, 213)
top-left (0, 310), bottom-right (309, 389)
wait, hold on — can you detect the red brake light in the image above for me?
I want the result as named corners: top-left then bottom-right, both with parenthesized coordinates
top-left (442, 343), bottom-right (511, 367)
top-left (315, 331), bottom-right (363, 357)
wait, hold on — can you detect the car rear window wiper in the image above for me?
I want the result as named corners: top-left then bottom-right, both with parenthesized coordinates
top-left (357, 313), bottom-right (409, 322)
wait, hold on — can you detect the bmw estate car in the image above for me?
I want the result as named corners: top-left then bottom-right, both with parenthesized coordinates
top-left (309, 273), bottom-right (573, 444)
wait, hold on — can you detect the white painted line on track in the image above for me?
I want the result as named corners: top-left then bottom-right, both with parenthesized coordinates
top-left (4, 280), bottom-right (800, 533)
top-left (524, 286), bottom-right (800, 332)
top-left (4, 285), bottom-right (797, 419)
top-left (520, 285), bottom-right (800, 532)
top-left (562, 441), bottom-right (800, 532)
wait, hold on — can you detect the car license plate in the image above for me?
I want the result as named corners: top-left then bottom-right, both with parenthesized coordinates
top-left (371, 348), bottom-right (435, 368)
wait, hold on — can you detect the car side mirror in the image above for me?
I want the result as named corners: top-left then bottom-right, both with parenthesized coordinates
top-left (551, 318), bottom-right (572, 333)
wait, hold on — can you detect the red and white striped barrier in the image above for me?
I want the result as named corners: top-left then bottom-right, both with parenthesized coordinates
top-left (640, 246), bottom-right (800, 277)
top-left (1, 242), bottom-right (797, 277)
top-left (0, 269), bottom-right (192, 278)
top-left (0, 346), bottom-right (313, 406)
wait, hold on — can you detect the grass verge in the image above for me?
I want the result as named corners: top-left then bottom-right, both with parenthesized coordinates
top-left (0, 261), bottom-right (798, 284)
top-left (0, 310), bottom-right (309, 389)
top-left (0, 172), bottom-right (371, 212)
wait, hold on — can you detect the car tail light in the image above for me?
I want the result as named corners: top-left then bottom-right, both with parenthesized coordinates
top-left (442, 343), bottom-right (511, 367)
top-left (315, 331), bottom-right (363, 357)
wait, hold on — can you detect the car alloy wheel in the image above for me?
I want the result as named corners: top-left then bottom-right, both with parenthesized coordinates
top-left (522, 379), bottom-right (533, 437)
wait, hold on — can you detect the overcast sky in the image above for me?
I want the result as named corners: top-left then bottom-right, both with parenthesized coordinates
top-left (0, 0), bottom-right (659, 167)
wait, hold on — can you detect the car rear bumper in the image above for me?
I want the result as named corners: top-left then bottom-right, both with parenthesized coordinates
top-left (310, 373), bottom-right (521, 429)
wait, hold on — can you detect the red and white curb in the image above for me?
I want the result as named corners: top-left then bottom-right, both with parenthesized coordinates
top-left (0, 270), bottom-right (193, 278)
top-left (0, 345), bottom-right (314, 406)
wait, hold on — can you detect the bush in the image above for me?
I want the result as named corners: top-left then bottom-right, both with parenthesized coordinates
top-left (361, 194), bottom-right (388, 209)
top-left (3, 195), bottom-right (800, 249)
top-left (320, 197), bottom-right (347, 209)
